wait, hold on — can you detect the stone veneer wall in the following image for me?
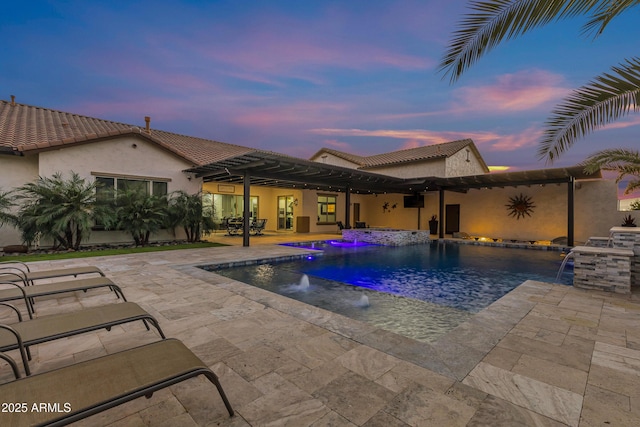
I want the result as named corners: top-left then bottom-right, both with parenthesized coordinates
top-left (585, 237), bottom-right (611, 248)
top-left (342, 229), bottom-right (430, 246)
top-left (610, 226), bottom-right (640, 288)
top-left (572, 246), bottom-right (634, 293)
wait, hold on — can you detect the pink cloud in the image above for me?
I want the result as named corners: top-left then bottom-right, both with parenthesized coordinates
top-left (178, 15), bottom-right (432, 86)
top-left (452, 69), bottom-right (570, 113)
top-left (309, 126), bottom-right (543, 153)
top-left (400, 139), bottom-right (424, 150)
top-left (233, 102), bottom-right (350, 129)
top-left (310, 128), bottom-right (453, 142)
top-left (601, 115), bottom-right (640, 130)
top-left (487, 127), bottom-right (543, 151)
top-left (375, 69), bottom-right (570, 121)
top-left (323, 139), bottom-right (352, 150)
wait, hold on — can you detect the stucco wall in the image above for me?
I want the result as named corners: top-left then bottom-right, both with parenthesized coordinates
top-left (443, 180), bottom-right (618, 243)
top-left (1, 137), bottom-right (203, 248)
top-left (365, 160), bottom-right (446, 179)
top-left (348, 179), bottom-right (620, 243)
top-left (0, 154), bottom-right (39, 246)
top-left (38, 136), bottom-right (200, 194)
top-left (309, 153), bottom-right (359, 169)
top-left (356, 193), bottom-right (429, 230)
top-left (445, 149), bottom-right (487, 177)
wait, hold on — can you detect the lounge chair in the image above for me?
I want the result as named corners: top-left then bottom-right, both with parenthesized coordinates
top-left (0, 276), bottom-right (126, 318)
top-left (0, 302), bottom-right (166, 375)
top-left (0, 261), bottom-right (105, 286)
top-left (250, 218), bottom-right (267, 235)
top-left (0, 338), bottom-right (234, 426)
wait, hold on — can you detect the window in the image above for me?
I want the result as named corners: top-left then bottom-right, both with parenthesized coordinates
top-left (94, 176), bottom-right (168, 198)
top-left (317, 195), bottom-right (337, 223)
top-left (93, 175), bottom-right (169, 229)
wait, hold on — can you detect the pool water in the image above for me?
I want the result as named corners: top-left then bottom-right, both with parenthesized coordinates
top-left (207, 241), bottom-right (572, 342)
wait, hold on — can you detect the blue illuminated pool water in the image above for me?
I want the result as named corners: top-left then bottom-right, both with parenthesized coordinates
top-left (207, 241), bottom-right (572, 342)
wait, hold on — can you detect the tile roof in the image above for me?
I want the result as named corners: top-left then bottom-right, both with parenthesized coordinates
top-left (360, 139), bottom-right (475, 168)
top-left (309, 148), bottom-right (368, 166)
top-left (0, 99), bottom-right (255, 166)
top-left (311, 139), bottom-right (487, 170)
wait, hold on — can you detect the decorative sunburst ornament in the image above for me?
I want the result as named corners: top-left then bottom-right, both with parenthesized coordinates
top-left (506, 193), bottom-right (535, 219)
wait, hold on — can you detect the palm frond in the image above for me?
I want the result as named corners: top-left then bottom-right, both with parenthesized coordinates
top-left (439, 0), bottom-right (602, 82)
top-left (582, 147), bottom-right (640, 193)
top-left (625, 178), bottom-right (640, 193)
top-left (583, 0), bottom-right (640, 36)
top-left (538, 57), bottom-right (640, 162)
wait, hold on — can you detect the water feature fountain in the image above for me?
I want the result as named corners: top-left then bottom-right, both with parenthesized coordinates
top-left (297, 274), bottom-right (310, 290)
top-left (356, 294), bottom-right (370, 307)
top-left (556, 251), bottom-right (575, 283)
top-left (286, 274), bottom-right (310, 292)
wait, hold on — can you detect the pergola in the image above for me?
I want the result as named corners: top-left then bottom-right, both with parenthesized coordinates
top-left (186, 151), bottom-right (599, 246)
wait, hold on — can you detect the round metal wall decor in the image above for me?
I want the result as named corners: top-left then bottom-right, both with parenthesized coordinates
top-left (506, 193), bottom-right (535, 219)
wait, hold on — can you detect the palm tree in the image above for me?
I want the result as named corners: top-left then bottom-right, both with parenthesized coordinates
top-left (439, 1), bottom-right (640, 163)
top-left (0, 189), bottom-right (16, 228)
top-left (166, 191), bottom-right (215, 242)
top-left (114, 189), bottom-right (168, 246)
top-left (15, 172), bottom-right (112, 249)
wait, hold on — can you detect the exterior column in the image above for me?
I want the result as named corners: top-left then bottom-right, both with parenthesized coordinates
top-left (439, 189), bottom-right (445, 238)
top-left (568, 177), bottom-right (575, 247)
top-left (243, 171), bottom-right (250, 247)
top-left (345, 187), bottom-right (351, 229)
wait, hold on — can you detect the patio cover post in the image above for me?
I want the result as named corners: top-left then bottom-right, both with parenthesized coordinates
top-left (345, 187), bottom-right (351, 229)
top-left (439, 189), bottom-right (445, 238)
top-left (243, 171), bottom-right (250, 247)
top-left (568, 177), bottom-right (575, 247)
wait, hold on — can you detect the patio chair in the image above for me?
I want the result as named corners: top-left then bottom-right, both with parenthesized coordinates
top-left (0, 261), bottom-right (105, 286)
top-left (0, 338), bottom-right (234, 426)
top-left (0, 301), bottom-right (166, 375)
top-left (0, 276), bottom-right (126, 319)
top-left (226, 218), bottom-right (243, 236)
top-left (250, 218), bottom-right (267, 235)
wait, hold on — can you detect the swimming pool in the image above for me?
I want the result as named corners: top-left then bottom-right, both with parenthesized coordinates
top-left (205, 241), bottom-right (572, 342)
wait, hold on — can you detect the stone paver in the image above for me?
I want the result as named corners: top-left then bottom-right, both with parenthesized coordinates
top-left (0, 234), bottom-right (639, 426)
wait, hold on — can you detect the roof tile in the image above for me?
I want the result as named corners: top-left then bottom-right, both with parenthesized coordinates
top-left (313, 139), bottom-right (486, 170)
top-left (0, 100), bottom-right (255, 166)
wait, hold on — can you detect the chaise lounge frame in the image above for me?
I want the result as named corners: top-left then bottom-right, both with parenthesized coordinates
top-left (0, 276), bottom-right (126, 319)
top-left (0, 339), bottom-right (234, 426)
top-left (0, 301), bottom-right (166, 375)
top-left (0, 261), bottom-right (105, 286)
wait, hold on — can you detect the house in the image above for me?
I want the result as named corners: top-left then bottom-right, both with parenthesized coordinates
top-left (0, 97), bottom-right (625, 248)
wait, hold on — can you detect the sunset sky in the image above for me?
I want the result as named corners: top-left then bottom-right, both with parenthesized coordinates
top-left (2, 1), bottom-right (639, 177)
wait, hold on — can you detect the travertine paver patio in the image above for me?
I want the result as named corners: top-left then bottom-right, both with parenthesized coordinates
top-left (1, 237), bottom-right (639, 426)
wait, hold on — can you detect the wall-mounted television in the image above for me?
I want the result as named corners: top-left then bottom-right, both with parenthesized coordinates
top-left (403, 194), bottom-right (424, 208)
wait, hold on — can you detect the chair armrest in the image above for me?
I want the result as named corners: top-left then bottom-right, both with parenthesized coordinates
top-left (0, 351), bottom-right (21, 379)
top-left (0, 324), bottom-right (30, 376)
top-left (0, 302), bottom-right (23, 322)
top-left (0, 260), bottom-right (30, 272)
top-left (0, 270), bottom-right (28, 285)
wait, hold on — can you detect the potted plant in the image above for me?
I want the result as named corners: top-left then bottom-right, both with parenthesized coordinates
top-left (622, 214), bottom-right (637, 227)
top-left (428, 214), bottom-right (438, 234)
